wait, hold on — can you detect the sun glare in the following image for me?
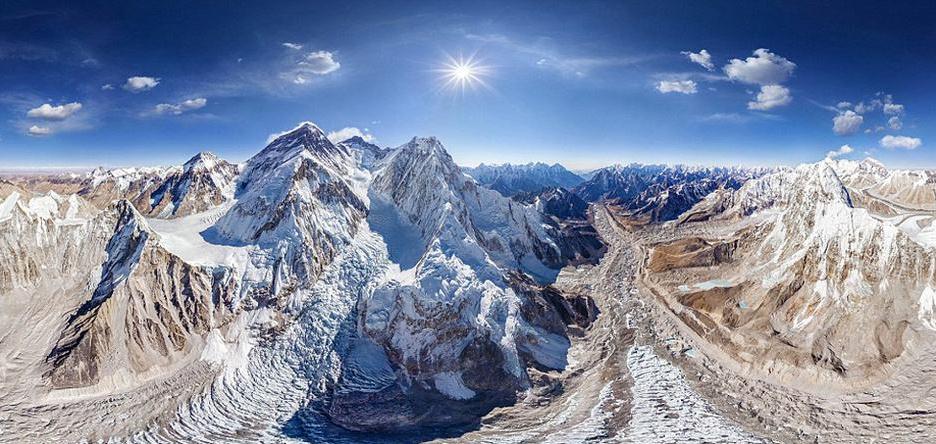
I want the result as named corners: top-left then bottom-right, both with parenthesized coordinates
top-left (438, 54), bottom-right (490, 94)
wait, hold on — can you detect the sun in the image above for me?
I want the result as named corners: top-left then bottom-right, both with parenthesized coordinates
top-left (437, 54), bottom-right (491, 94)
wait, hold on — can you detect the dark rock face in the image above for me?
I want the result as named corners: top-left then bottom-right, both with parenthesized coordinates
top-left (514, 186), bottom-right (589, 220)
top-left (44, 201), bottom-right (239, 388)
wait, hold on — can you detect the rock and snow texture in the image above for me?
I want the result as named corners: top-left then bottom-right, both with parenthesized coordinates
top-left (331, 136), bottom-right (595, 429)
top-left (0, 122), bottom-right (599, 441)
top-left (463, 162), bottom-right (584, 197)
top-left (513, 186), bottom-right (590, 220)
top-left (573, 163), bottom-right (770, 222)
top-left (5, 151), bottom-right (239, 219)
top-left (658, 159), bottom-right (936, 385)
top-left (6, 120), bottom-right (936, 443)
top-left (337, 135), bottom-right (393, 170)
top-left (213, 122), bottom-right (367, 287)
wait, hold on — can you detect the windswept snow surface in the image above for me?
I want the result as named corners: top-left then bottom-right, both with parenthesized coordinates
top-left (365, 192), bottom-right (424, 269)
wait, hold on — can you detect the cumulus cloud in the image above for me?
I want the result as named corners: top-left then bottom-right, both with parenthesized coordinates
top-left (326, 127), bottom-right (375, 144)
top-left (282, 42), bottom-right (303, 50)
top-left (123, 76), bottom-right (160, 92)
top-left (832, 110), bottom-right (863, 135)
top-left (288, 50), bottom-right (341, 85)
top-left (883, 102), bottom-right (904, 115)
top-left (880, 135), bottom-right (922, 150)
top-left (151, 98), bottom-right (207, 116)
top-left (723, 48), bottom-right (796, 85)
top-left (832, 93), bottom-right (908, 136)
top-left (826, 144), bottom-right (854, 159)
top-left (656, 80), bottom-right (697, 94)
top-left (747, 84), bottom-right (791, 110)
top-left (27, 125), bottom-right (52, 136)
top-left (888, 115), bottom-right (902, 130)
top-left (26, 102), bottom-right (82, 120)
top-left (681, 49), bottom-right (714, 71)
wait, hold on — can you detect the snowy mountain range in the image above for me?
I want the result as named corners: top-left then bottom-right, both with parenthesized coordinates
top-left (462, 162), bottom-right (584, 197)
top-left (0, 122), bottom-right (600, 440)
top-left (572, 163), bottom-right (772, 222)
top-left (2, 123), bottom-right (936, 442)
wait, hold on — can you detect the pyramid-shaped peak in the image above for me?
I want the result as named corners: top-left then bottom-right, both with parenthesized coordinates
top-left (183, 151), bottom-right (221, 171)
top-left (253, 121), bottom-right (348, 164)
top-left (269, 121), bottom-right (327, 145)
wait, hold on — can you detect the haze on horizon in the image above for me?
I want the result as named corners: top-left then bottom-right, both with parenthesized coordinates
top-left (1, 0), bottom-right (934, 170)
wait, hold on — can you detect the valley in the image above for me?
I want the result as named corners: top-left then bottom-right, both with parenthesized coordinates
top-left (1, 123), bottom-right (935, 443)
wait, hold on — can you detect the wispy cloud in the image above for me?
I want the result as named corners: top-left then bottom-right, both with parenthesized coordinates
top-left (327, 127), bottom-right (375, 144)
top-left (283, 50), bottom-right (341, 85)
top-left (465, 33), bottom-right (646, 77)
top-left (696, 112), bottom-right (782, 124)
top-left (147, 98), bottom-right (208, 116)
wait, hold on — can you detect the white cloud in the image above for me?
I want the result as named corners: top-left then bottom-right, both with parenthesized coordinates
top-left (282, 42), bottom-right (303, 50)
top-left (888, 115), bottom-right (902, 130)
top-left (326, 127), bottom-right (375, 144)
top-left (853, 100), bottom-right (880, 114)
top-left (836, 101), bottom-right (852, 110)
top-left (880, 135), bottom-right (921, 150)
top-left (27, 125), bottom-right (52, 136)
top-left (26, 102), bottom-right (82, 120)
top-left (883, 102), bottom-right (904, 115)
top-left (681, 49), bottom-right (714, 71)
top-left (826, 144), bottom-right (854, 159)
top-left (123, 76), bottom-right (160, 92)
top-left (747, 84), bottom-right (791, 110)
top-left (151, 97), bottom-right (207, 116)
top-left (723, 49), bottom-right (796, 85)
top-left (656, 80), bottom-right (697, 94)
top-left (832, 110), bottom-right (863, 135)
top-left (301, 51), bottom-right (340, 74)
top-left (287, 50), bottom-right (341, 85)
top-left (101, 83), bottom-right (114, 91)
top-left (826, 145), bottom-right (855, 159)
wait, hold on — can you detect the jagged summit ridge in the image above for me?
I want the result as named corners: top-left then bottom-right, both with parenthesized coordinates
top-left (464, 161), bottom-right (584, 196)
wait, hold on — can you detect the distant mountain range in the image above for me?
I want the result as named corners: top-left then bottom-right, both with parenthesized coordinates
top-left (465, 162), bottom-right (771, 223)
top-left (462, 162), bottom-right (584, 197)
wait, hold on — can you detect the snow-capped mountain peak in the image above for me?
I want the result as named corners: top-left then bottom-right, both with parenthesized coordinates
top-left (182, 151), bottom-right (222, 173)
top-left (256, 121), bottom-right (350, 168)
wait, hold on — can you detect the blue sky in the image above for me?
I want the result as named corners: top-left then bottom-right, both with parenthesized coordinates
top-left (1, 0), bottom-right (934, 170)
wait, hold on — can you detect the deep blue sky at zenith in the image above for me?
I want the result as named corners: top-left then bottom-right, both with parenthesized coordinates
top-left (1, 0), bottom-right (935, 170)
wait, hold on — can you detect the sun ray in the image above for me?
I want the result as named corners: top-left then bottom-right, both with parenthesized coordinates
top-left (435, 53), bottom-right (491, 95)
